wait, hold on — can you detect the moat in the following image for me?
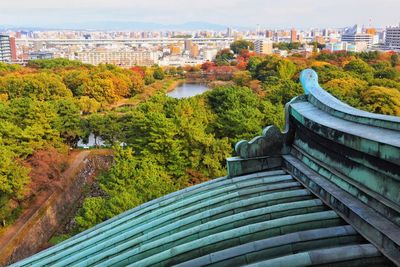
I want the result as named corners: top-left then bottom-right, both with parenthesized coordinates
top-left (167, 83), bottom-right (210, 98)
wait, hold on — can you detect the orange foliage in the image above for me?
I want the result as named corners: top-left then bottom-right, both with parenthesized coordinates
top-left (249, 80), bottom-right (265, 97)
top-left (236, 60), bottom-right (248, 70)
top-left (186, 169), bottom-right (210, 186)
top-left (287, 57), bottom-right (309, 69)
top-left (378, 51), bottom-right (396, 61)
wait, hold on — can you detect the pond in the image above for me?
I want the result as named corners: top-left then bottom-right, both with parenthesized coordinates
top-left (167, 83), bottom-right (210, 99)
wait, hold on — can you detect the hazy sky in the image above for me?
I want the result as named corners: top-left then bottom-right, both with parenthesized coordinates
top-left (1, 0), bottom-right (399, 29)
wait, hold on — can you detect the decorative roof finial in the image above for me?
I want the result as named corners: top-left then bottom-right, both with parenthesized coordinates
top-left (300, 69), bottom-right (319, 95)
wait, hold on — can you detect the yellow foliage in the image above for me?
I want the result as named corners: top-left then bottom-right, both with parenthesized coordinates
top-left (360, 86), bottom-right (400, 116)
top-left (311, 61), bottom-right (330, 67)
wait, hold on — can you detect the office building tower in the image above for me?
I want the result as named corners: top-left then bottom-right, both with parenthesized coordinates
top-left (226, 27), bottom-right (233, 37)
top-left (291, 29), bottom-right (297, 42)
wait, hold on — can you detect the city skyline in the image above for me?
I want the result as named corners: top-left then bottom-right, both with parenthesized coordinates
top-left (1, 0), bottom-right (400, 30)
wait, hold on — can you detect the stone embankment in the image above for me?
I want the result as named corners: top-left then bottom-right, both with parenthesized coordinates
top-left (0, 150), bottom-right (113, 266)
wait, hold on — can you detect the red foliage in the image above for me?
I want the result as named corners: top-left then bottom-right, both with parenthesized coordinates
top-left (25, 148), bottom-right (69, 195)
top-left (130, 66), bottom-right (145, 78)
top-left (238, 50), bottom-right (255, 61)
top-left (236, 61), bottom-right (248, 70)
top-left (186, 169), bottom-right (210, 186)
top-left (201, 61), bottom-right (215, 71)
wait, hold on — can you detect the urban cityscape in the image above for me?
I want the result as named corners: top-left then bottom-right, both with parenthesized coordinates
top-left (1, 23), bottom-right (400, 67)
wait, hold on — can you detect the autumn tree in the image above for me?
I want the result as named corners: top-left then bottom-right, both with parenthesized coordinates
top-left (214, 49), bottom-right (235, 66)
top-left (233, 71), bottom-right (252, 86)
top-left (344, 59), bottom-right (374, 81)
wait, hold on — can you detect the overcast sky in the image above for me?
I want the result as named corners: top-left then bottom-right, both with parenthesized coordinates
top-left (1, 0), bottom-right (399, 29)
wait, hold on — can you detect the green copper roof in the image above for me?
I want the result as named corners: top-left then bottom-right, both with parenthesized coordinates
top-left (11, 169), bottom-right (389, 266)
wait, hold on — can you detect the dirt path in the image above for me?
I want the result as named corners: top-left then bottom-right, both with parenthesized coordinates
top-left (0, 150), bottom-right (91, 254)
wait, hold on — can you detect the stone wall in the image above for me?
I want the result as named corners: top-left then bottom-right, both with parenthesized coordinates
top-left (0, 153), bottom-right (112, 266)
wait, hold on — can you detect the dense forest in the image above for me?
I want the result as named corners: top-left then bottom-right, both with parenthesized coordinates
top-left (0, 47), bottom-right (399, 237)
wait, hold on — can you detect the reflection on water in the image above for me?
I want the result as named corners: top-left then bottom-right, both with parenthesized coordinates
top-left (167, 83), bottom-right (210, 99)
top-left (77, 133), bottom-right (105, 148)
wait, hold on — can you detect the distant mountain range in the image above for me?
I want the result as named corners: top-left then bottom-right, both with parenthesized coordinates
top-left (0, 21), bottom-right (248, 31)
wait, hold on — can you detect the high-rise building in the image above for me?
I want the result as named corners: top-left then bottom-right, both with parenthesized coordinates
top-left (385, 24), bottom-right (400, 51)
top-left (0, 35), bottom-right (12, 62)
top-left (291, 29), bottom-right (297, 43)
top-left (253, 39), bottom-right (273, 55)
top-left (226, 27), bottom-right (233, 37)
top-left (9, 37), bottom-right (17, 61)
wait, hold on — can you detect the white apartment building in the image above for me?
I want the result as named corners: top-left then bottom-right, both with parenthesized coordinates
top-left (341, 25), bottom-right (373, 47)
top-left (253, 39), bottom-right (273, 55)
top-left (76, 49), bottom-right (156, 67)
top-left (0, 35), bottom-right (11, 62)
top-left (385, 25), bottom-right (400, 51)
top-left (202, 48), bottom-right (218, 61)
top-left (325, 42), bottom-right (368, 52)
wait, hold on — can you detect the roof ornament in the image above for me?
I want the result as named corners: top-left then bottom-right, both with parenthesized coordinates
top-left (299, 68), bottom-right (319, 95)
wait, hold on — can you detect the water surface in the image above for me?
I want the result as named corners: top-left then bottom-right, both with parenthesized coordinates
top-left (167, 83), bottom-right (209, 99)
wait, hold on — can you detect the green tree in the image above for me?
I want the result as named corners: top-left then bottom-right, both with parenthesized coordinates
top-left (152, 67), bottom-right (165, 80)
top-left (215, 49), bottom-right (235, 66)
top-left (232, 71), bottom-right (252, 86)
top-left (27, 58), bottom-right (84, 69)
top-left (265, 79), bottom-right (303, 105)
top-left (254, 56), bottom-right (281, 81)
top-left (277, 60), bottom-right (297, 80)
top-left (207, 86), bottom-right (264, 142)
top-left (344, 59), bottom-right (374, 81)
top-left (74, 147), bottom-right (177, 231)
top-left (52, 99), bottom-right (83, 146)
top-left (144, 69), bottom-right (155, 85)
top-left (76, 96), bottom-right (101, 114)
top-left (390, 53), bottom-right (399, 67)
top-left (63, 70), bottom-right (90, 97)
top-left (246, 56), bottom-right (264, 77)
top-left (230, 40), bottom-right (254, 54)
